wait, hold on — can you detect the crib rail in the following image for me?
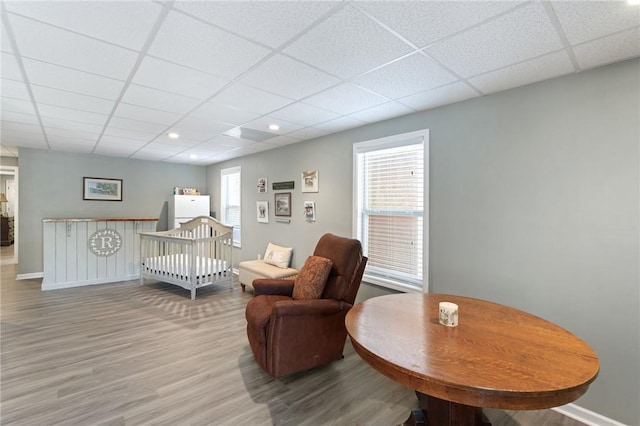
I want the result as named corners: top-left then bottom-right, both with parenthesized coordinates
top-left (139, 216), bottom-right (233, 300)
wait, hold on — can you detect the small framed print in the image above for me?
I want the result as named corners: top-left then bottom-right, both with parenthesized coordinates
top-left (304, 201), bottom-right (316, 222)
top-left (257, 201), bottom-right (269, 223)
top-left (83, 177), bottom-right (122, 201)
top-left (257, 178), bottom-right (268, 193)
top-left (274, 192), bottom-right (291, 217)
top-left (301, 171), bottom-right (318, 193)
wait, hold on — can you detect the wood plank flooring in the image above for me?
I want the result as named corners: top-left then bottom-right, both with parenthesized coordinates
top-left (1, 264), bottom-right (586, 425)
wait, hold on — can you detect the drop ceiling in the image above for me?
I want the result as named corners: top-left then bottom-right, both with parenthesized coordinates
top-left (1, 1), bottom-right (638, 165)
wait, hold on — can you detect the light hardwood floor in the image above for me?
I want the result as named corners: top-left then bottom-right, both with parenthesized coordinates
top-left (1, 264), bottom-right (586, 425)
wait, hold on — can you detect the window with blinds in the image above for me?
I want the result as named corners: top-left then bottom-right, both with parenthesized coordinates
top-left (221, 166), bottom-right (241, 247)
top-left (353, 130), bottom-right (428, 292)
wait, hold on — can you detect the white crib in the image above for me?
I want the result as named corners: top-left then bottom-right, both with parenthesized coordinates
top-left (139, 216), bottom-right (233, 300)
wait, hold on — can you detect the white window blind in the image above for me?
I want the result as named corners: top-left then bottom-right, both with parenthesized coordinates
top-left (221, 166), bottom-right (241, 247)
top-left (353, 130), bottom-right (428, 292)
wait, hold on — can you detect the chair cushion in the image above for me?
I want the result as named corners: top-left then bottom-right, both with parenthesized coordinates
top-left (263, 242), bottom-right (293, 268)
top-left (292, 256), bottom-right (333, 300)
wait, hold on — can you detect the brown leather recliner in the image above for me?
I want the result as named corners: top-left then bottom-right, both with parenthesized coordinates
top-left (245, 233), bottom-right (368, 378)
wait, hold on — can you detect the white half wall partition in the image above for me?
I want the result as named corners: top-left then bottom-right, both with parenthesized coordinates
top-left (42, 217), bottom-right (158, 290)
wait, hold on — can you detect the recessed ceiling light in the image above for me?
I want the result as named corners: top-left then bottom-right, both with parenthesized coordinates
top-left (268, 124), bottom-right (280, 131)
top-left (167, 132), bottom-right (180, 139)
top-left (189, 154), bottom-right (198, 159)
top-left (628, 0), bottom-right (640, 5)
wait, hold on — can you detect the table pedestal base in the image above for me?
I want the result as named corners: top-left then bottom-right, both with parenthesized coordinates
top-left (401, 392), bottom-right (491, 426)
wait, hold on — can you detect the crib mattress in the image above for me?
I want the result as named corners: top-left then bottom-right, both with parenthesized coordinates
top-left (142, 254), bottom-right (228, 279)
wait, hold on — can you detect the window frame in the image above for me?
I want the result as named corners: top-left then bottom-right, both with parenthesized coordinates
top-left (352, 129), bottom-right (429, 293)
top-left (220, 166), bottom-right (241, 248)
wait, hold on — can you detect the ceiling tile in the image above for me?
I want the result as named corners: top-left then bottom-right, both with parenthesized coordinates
top-left (22, 58), bottom-right (125, 100)
top-left (398, 81), bottom-right (479, 111)
top-left (426, 2), bottom-right (564, 78)
top-left (99, 135), bottom-right (148, 148)
top-left (148, 10), bottom-right (271, 80)
top-left (240, 54), bottom-right (340, 100)
top-left (0, 129), bottom-right (47, 148)
top-left (8, 14), bottom-right (139, 80)
top-left (1, 110), bottom-right (40, 126)
top-left (93, 143), bottom-right (141, 157)
top-left (1, 121), bottom-right (43, 136)
top-left (573, 27), bottom-right (640, 70)
top-left (242, 116), bottom-right (304, 136)
top-left (269, 103), bottom-right (339, 127)
top-left (468, 51), bottom-right (574, 94)
top-left (44, 125), bottom-right (100, 141)
top-left (38, 103), bottom-right (109, 126)
top-left (352, 53), bottom-right (458, 99)
top-left (130, 150), bottom-right (173, 161)
top-left (551, 1), bottom-right (640, 45)
top-left (264, 135), bottom-right (304, 146)
top-left (2, 96), bottom-right (37, 115)
top-left (287, 127), bottom-right (330, 141)
top-left (102, 126), bottom-right (157, 143)
top-left (147, 141), bottom-right (192, 153)
top-left (303, 83), bottom-right (388, 115)
top-left (48, 133), bottom-right (97, 146)
top-left (209, 134), bottom-right (255, 148)
top-left (113, 103), bottom-right (181, 126)
top-left (348, 101), bottom-right (415, 124)
top-left (283, 5), bottom-right (413, 79)
top-left (2, 79), bottom-right (30, 100)
top-left (357, 1), bottom-right (523, 48)
top-left (212, 84), bottom-right (294, 115)
top-left (108, 116), bottom-right (167, 135)
top-left (41, 116), bottom-right (104, 135)
top-left (121, 84), bottom-right (201, 115)
top-left (154, 134), bottom-right (201, 148)
top-left (48, 139), bottom-right (94, 153)
top-left (1, 53), bottom-right (23, 81)
top-left (313, 116), bottom-right (366, 133)
top-left (174, 1), bottom-right (340, 49)
top-left (4, 1), bottom-right (163, 51)
top-left (189, 100), bottom-right (260, 126)
top-left (1, 20), bottom-right (14, 54)
top-left (31, 85), bottom-right (114, 114)
top-left (132, 56), bottom-right (230, 100)
top-left (195, 141), bottom-right (237, 155)
top-left (172, 116), bottom-right (234, 141)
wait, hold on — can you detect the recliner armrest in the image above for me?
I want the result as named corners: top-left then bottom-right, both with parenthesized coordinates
top-left (272, 299), bottom-right (350, 317)
top-left (253, 279), bottom-right (295, 296)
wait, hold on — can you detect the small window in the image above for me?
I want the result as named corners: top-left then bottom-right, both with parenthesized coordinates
top-left (221, 166), bottom-right (241, 247)
top-left (353, 130), bottom-right (429, 292)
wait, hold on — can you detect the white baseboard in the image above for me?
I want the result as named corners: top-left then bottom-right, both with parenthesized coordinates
top-left (554, 403), bottom-right (628, 426)
top-left (16, 272), bottom-right (44, 280)
top-left (41, 275), bottom-right (139, 291)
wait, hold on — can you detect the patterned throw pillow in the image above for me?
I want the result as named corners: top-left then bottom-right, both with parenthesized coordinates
top-left (263, 242), bottom-right (293, 268)
top-left (292, 256), bottom-right (333, 300)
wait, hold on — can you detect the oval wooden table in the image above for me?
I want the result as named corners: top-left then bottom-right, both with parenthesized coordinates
top-left (345, 293), bottom-right (600, 426)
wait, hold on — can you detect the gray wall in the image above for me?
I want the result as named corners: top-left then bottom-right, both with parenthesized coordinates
top-left (18, 148), bottom-right (207, 275)
top-left (207, 58), bottom-right (639, 424)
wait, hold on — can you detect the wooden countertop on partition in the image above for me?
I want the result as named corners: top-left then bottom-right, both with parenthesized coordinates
top-left (42, 218), bottom-right (159, 222)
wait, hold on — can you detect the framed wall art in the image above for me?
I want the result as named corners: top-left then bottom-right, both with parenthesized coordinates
top-left (257, 178), bottom-right (268, 193)
top-left (304, 201), bottom-right (316, 222)
top-left (274, 192), bottom-right (291, 217)
top-left (83, 177), bottom-right (122, 201)
top-left (301, 171), bottom-right (318, 192)
top-left (257, 201), bottom-right (269, 223)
